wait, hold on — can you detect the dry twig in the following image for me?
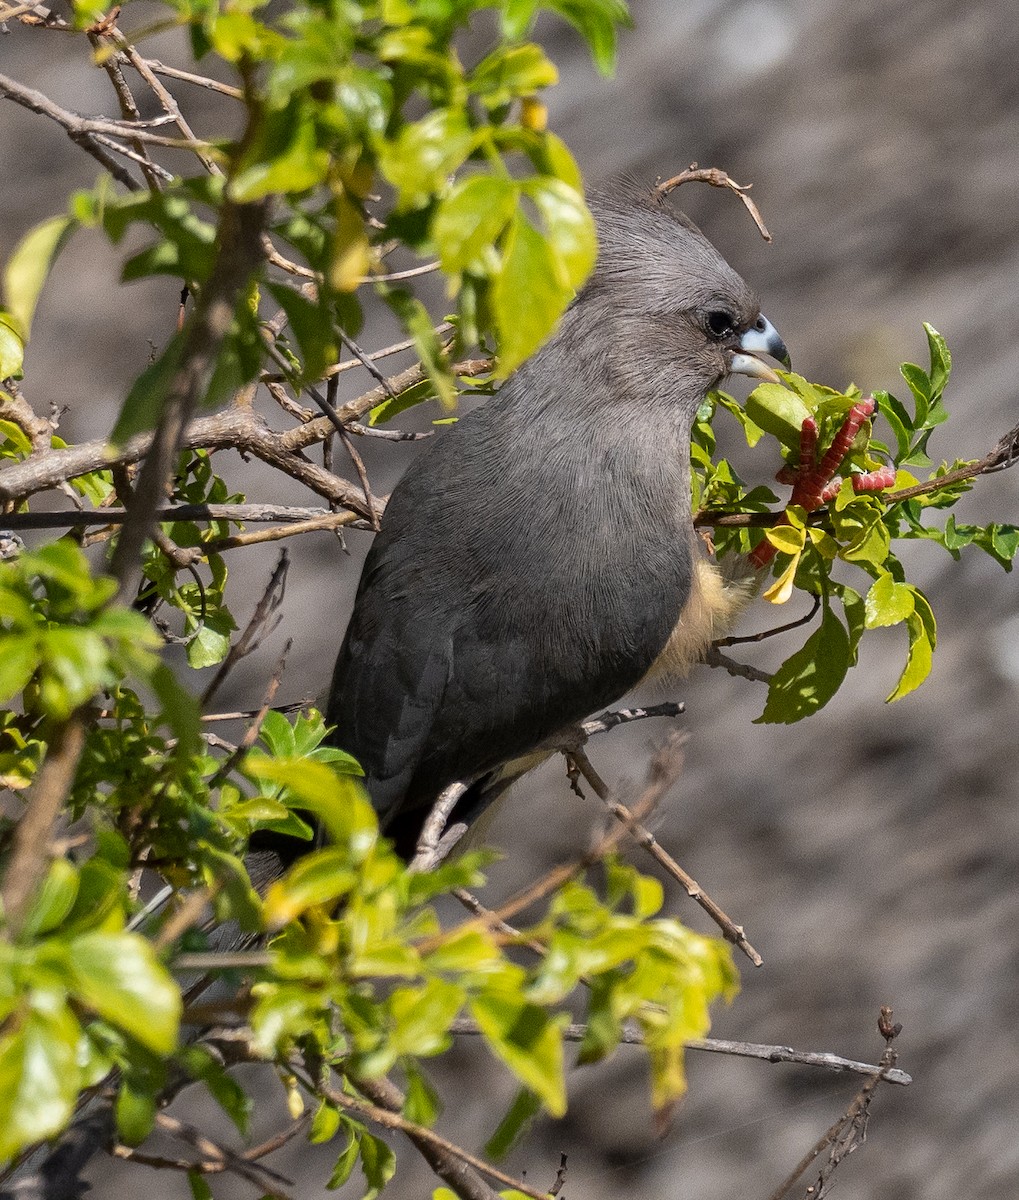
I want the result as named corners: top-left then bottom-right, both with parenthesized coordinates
top-left (566, 747), bottom-right (763, 966)
top-left (656, 162), bottom-right (773, 242)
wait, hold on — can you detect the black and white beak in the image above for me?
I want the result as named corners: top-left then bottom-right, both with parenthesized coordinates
top-left (729, 314), bottom-right (790, 385)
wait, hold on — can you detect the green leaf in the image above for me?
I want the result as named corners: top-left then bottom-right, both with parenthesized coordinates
top-left (359, 1129), bottom-right (397, 1200)
top-left (186, 619), bottom-right (233, 669)
top-left (382, 288), bottom-right (457, 408)
top-left (0, 637), bottom-right (39, 706)
top-left (0, 311), bottom-right (25, 379)
top-left (268, 281), bottom-right (339, 382)
top-left (180, 1044), bottom-right (253, 1135)
top-left (432, 176), bottom-right (519, 275)
top-left (0, 993), bottom-right (82, 1160)
top-left (523, 176), bottom-right (597, 289)
top-left (875, 389), bottom-right (912, 460)
top-left (547, 0), bottom-right (631, 76)
top-left (67, 931), bottom-right (181, 1054)
top-left (188, 1171), bottom-right (215, 1200)
top-left (263, 848), bottom-right (358, 927)
top-left (401, 1060), bottom-right (441, 1126)
top-left (758, 606), bottom-right (851, 724)
top-left (111, 332), bottom-right (185, 444)
top-left (501, 0), bottom-right (539, 40)
top-left (864, 572), bottom-right (915, 628)
top-left (469, 989), bottom-right (566, 1115)
top-left (899, 362), bottom-right (931, 424)
top-left (19, 858), bottom-right (79, 939)
top-left (492, 209), bottom-right (571, 376)
top-left (310, 1098), bottom-right (342, 1144)
top-left (744, 382), bottom-right (812, 451)
top-left (388, 980), bottom-right (464, 1057)
top-left (244, 755), bottom-right (377, 857)
top-left (886, 588), bottom-right (936, 702)
top-left (327, 1119), bottom-right (362, 1189)
top-left (378, 109), bottom-right (476, 211)
top-left (230, 98), bottom-right (331, 202)
top-left (471, 44), bottom-right (558, 107)
top-left (115, 1080), bottom-right (157, 1145)
top-left (3, 215), bottom-right (76, 338)
top-left (923, 322), bottom-right (951, 398)
top-left (484, 1087), bottom-right (541, 1160)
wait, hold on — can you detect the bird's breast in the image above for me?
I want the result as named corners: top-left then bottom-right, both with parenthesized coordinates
top-left (643, 554), bottom-right (758, 682)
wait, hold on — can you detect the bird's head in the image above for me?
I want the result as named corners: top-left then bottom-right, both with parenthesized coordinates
top-left (582, 185), bottom-right (790, 409)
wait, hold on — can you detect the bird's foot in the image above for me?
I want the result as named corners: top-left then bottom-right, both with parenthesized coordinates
top-left (750, 396), bottom-right (892, 569)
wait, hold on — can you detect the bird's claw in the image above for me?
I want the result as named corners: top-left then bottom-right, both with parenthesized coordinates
top-left (750, 396), bottom-right (890, 569)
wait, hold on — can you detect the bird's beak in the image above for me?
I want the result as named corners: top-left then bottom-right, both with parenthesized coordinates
top-left (729, 314), bottom-right (790, 385)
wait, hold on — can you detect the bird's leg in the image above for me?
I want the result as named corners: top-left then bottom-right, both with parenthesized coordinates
top-left (749, 396), bottom-right (892, 569)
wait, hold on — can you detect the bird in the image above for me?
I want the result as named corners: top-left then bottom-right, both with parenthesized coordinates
top-left (325, 183), bottom-right (789, 855)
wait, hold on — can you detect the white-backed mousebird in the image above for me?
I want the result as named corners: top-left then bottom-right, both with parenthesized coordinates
top-left (325, 184), bottom-right (790, 854)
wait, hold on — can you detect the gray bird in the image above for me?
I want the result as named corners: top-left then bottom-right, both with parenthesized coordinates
top-left (325, 185), bottom-right (789, 852)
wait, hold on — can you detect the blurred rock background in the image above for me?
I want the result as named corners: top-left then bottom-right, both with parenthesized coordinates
top-left (2, 0), bottom-right (1017, 1196)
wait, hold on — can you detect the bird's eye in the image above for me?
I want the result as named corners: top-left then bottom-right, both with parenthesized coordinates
top-left (705, 310), bottom-right (736, 340)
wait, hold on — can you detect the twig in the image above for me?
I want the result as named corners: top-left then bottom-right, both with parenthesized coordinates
top-left (0, 71), bottom-right (141, 188)
top-left (579, 700), bottom-right (685, 737)
top-left (884, 417), bottom-right (1019, 501)
top-left (172, 951), bottom-right (273, 971)
top-left (139, 58), bottom-right (244, 99)
top-left (110, 29), bottom-right (223, 176)
top-left (766, 1008), bottom-right (903, 1200)
top-left (455, 1020), bottom-right (913, 1086)
top-left (326, 324), bottom-right (454, 375)
top-left (656, 162), bottom-right (772, 242)
top-left (109, 194), bottom-right (268, 599)
top-left (154, 1113), bottom-right (294, 1200)
top-left (369, 261), bottom-right (440, 283)
top-left (419, 735), bottom-right (687, 952)
top-left (567, 746), bottom-right (762, 967)
top-left (410, 780), bottom-right (470, 872)
top-left (201, 550), bottom-right (289, 707)
top-left (0, 503), bottom-right (366, 530)
top-left (715, 593), bottom-right (821, 647)
top-left (153, 886), bottom-right (215, 950)
top-left (703, 646), bottom-right (773, 684)
top-left (548, 1153), bottom-right (568, 1196)
top-left (347, 421), bottom-right (433, 441)
top-left (319, 1077), bottom-right (544, 1200)
top-left (0, 714), bottom-right (86, 936)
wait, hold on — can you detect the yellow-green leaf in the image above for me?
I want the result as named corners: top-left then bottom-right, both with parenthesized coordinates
top-left (67, 932), bottom-right (181, 1054)
top-left (3, 215), bottom-right (76, 338)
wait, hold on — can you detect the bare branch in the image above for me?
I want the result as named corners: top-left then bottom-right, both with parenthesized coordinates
top-left (656, 162), bottom-right (773, 242)
top-left (446, 1018), bottom-right (912, 1086)
top-left (566, 747), bottom-right (763, 966)
top-left (410, 780), bottom-right (470, 872)
top-left (0, 714), bottom-right (86, 936)
top-left (766, 1011), bottom-right (903, 1200)
top-left (580, 700), bottom-right (685, 737)
top-left (703, 646), bottom-right (773, 684)
top-left (715, 593), bottom-right (821, 647)
top-left (320, 1076), bottom-right (539, 1200)
top-left (154, 1113), bottom-right (295, 1200)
